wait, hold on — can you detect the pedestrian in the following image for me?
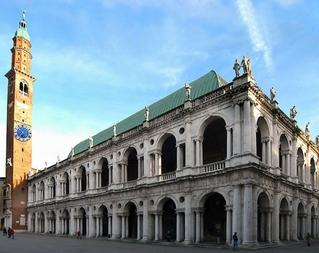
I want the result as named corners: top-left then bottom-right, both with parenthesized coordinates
top-left (11, 228), bottom-right (14, 239)
top-left (232, 232), bottom-right (239, 251)
top-left (7, 227), bottom-right (11, 238)
top-left (306, 232), bottom-right (311, 246)
top-left (76, 230), bottom-right (81, 239)
top-left (3, 227), bottom-right (7, 236)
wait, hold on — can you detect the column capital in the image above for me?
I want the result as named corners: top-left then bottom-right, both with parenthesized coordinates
top-left (192, 207), bottom-right (204, 213)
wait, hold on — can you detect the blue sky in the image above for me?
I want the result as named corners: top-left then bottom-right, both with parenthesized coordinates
top-left (0, 0), bottom-right (318, 176)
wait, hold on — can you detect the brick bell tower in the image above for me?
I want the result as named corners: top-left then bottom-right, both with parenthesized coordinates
top-left (4, 11), bottom-right (35, 230)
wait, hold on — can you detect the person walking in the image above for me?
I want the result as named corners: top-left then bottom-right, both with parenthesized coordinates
top-left (306, 232), bottom-right (311, 246)
top-left (3, 227), bottom-right (7, 236)
top-left (11, 228), bottom-right (14, 239)
top-left (232, 232), bottom-right (239, 251)
top-left (7, 227), bottom-right (11, 238)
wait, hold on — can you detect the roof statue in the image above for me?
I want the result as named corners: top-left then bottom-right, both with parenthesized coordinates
top-left (45, 161), bottom-right (48, 168)
top-left (316, 135), bottom-right (319, 145)
top-left (184, 83), bottom-right (192, 101)
top-left (88, 136), bottom-right (93, 148)
top-left (305, 122), bottom-right (310, 135)
top-left (71, 147), bottom-right (75, 157)
top-left (241, 56), bottom-right (252, 76)
top-left (56, 156), bottom-right (60, 165)
top-left (233, 59), bottom-right (241, 78)
top-left (144, 106), bottom-right (149, 122)
top-left (270, 86), bottom-right (276, 102)
top-left (22, 10), bottom-right (26, 20)
top-left (290, 105), bottom-right (297, 120)
top-left (113, 124), bottom-right (117, 137)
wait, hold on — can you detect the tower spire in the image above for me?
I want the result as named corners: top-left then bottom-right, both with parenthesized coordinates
top-left (15, 10), bottom-right (30, 41)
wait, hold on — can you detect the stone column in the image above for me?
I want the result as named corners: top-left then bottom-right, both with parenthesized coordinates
top-left (267, 211), bottom-right (272, 242)
top-left (267, 139), bottom-right (272, 165)
top-left (226, 126), bottom-right (232, 159)
top-left (176, 212), bottom-right (181, 242)
top-left (226, 206), bottom-right (232, 245)
top-left (243, 100), bottom-right (251, 153)
top-left (56, 214), bottom-right (61, 234)
top-left (111, 205), bottom-right (120, 239)
top-left (154, 153), bottom-right (160, 175)
top-left (291, 200), bottom-right (298, 240)
top-left (121, 216), bottom-right (125, 239)
top-left (307, 205), bottom-right (312, 234)
top-left (195, 211), bottom-right (201, 243)
top-left (176, 144), bottom-right (181, 171)
top-left (195, 139), bottom-right (202, 166)
top-left (89, 209), bottom-right (95, 237)
top-left (243, 184), bottom-right (253, 244)
top-left (272, 192), bottom-right (280, 243)
top-left (262, 141), bottom-right (266, 163)
top-left (232, 185), bottom-right (241, 241)
top-left (137, 215), bottom-right (141, 240)
top-left (142, 201), bottom-right (149, 241)
top-left (233, 103), bottom-right (241, 155)
top-left (184, 195), bottom-right (193, 244)
top-left (155, 214), bottom-right (159, 241)
top-left (286, 214), bottom-right (291, 241)
top-left (185, 120), bottom-right (194, 167)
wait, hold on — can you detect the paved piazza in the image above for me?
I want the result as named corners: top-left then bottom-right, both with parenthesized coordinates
top-left (0, 233), bottom-right (318, 253)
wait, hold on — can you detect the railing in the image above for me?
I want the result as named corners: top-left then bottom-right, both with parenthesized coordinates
top-left (158, 171), bottom-right (176, 182)
top-left (123, 180), bottom-right (137, 188)
top-left (195, 161), bottom-right (225, 175)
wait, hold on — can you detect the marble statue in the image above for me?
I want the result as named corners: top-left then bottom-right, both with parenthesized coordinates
top-left (144, 106), bottom-right (149, 122)
top-left (233, 59), bottom-right (241, 78)
top-left (270, 86), bottom-right (276, 102)
top-left (290, 105), bottom-right (297, 119)
top-left (88, 136), bottom-right (93, 148)
top-left (113, 124), bottom-right (117, 137)
top-left (185, 83), bottom-right (192, 101)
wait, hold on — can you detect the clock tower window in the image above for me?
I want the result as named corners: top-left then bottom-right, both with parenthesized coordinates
top-left (19, 81), bottom-right (29, 96)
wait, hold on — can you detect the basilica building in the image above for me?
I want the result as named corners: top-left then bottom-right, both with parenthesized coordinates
top-left (6, 13), bottom-right (318, 246)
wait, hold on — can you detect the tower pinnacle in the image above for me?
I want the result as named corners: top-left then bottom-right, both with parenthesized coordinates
top-left (15, 10), bottom-right (30, 41)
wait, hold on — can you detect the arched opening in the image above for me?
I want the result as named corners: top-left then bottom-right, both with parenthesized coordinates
top-left (203, 117), bottom-right (226, 164)
top-left (279, 135), bottom-right (289, 174)
top-left (126, 148), bottom-right (138, 181)
top-left (203, 193), bottom-right (226, 243)
top-left (63, 172), bottom-right (70, 195)
top-left (79, 208), bottom-right (87, 236)
top-left (19, 81), bottom-right (29, 95)
top-left (310, 158), bottom-right (315, 189)
top-left (279, 198), bottom-right (290, 241)
top-left (80, 166), bottom-right (87, 191)
top-left (50, 177), bottom-right (56, 198)
top-left (297, 148), bottom-right (304, 182)
top-left (161, 135), bottom-right (177, 173)
top-left (49, 211), bottom-right (56, 233)
top-left (98, 205), bottom-right (109, 237)
top-left (256, 117), bottom-right (270, 163)
top-left (100, 158), bottom-right (109, 187)
top-left (127, 203), bottom-right (137, 238)
top-left (162, 198), bottom-right (176, 241)
top-left (32, 184), bottom-right (36, 202)
top-left (62, 209), bottom-right (70, 235)
top-left (311, 206), bottom-right (316, 237)
top-left (39, 181), bottom-right (45, 200)
top-left (39, 212), bottom-right (45, 233)
top-left (257, 192), bottom-right (271, 242)
top-left (31, 213), bottom-right (36, 232)
top-left (297, 203), bottom-right (305, 240)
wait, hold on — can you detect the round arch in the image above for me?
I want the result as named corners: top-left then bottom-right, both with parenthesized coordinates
top-left (297, 202), bottom-right (306, 239)
top-left (297, 148), bottom-right (305, 182)
top-left (279, 197), bottom-right (290, 241)
top-left (124, 201), bottom-right (138, 239)
top-left (78, 207), bottom-right (87, 236)
top-left (201, 192), bottom-right (226, 242)
top-left (159, 134), bottom-right (177, 174)
top-left (123, 147), bottom-right (138, 181)
top-left (98, 157), bottom-right (109, 187)
top-left (256, 117), bottom-right (270, 162)
top-left (257, 192), bottom-right (271, 242)
top-left (79, 166), bottom-right (87, 192)
top-left (98, 205), bottom-right (109, 237)
top-left (201, 116), bottom-right (227, 164)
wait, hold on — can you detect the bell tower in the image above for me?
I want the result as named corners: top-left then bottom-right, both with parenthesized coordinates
top-left (4, 11), bottom-right (35, 230)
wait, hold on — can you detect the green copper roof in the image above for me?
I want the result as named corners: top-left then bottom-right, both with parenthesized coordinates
top-left (71, 70), bottom-right (228, 156)
top-left (15, 11), bottom-right (30, 41)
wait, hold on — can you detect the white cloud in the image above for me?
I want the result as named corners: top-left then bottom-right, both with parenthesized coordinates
top-left (235, 0), bottom-right (273, 70)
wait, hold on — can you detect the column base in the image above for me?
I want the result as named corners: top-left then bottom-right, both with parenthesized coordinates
top-left (183, 239), bottom-right (193, 245)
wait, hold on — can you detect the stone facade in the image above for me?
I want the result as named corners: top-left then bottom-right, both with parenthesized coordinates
top-left (27, 71), bottom-right (319, 246)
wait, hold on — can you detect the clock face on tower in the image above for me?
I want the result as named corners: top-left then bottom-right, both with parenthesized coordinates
top-left (14, 124), bottom-right (32, 142)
